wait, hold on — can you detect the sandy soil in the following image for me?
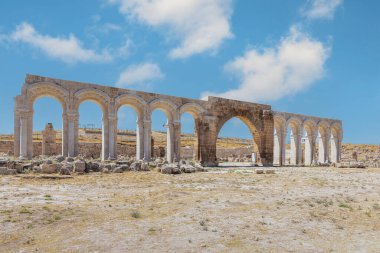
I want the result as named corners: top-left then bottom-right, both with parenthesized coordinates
top-left (1, 166), bottom-right (380, 253)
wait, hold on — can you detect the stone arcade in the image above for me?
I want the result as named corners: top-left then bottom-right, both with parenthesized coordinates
top-left (14, 75), bottom-right (343, 166)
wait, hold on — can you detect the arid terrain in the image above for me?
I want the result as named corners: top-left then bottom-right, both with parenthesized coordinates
top-left (1, 165), bottom-right (380, 252)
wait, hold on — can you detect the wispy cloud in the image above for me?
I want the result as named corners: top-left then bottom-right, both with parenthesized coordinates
top-left (8, 22), bottom-right (112, 64)
top-left (116, 62), bottom-right (164, 87)
top-left (201, 26), bottom-right (330, 102)
top-left (107, 0), bottom-right (233, 59)
top-left (302, 0), bottom-right (343, 20)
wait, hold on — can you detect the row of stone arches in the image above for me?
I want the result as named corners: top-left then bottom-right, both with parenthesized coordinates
top-left (14, 81), bottom-right (206, 161)
top-left (15, 75), bottom-right (342, 166)
top-left (273, 114), bottom-right (343, 166)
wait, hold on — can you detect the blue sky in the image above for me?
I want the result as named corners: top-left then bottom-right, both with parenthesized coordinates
top-left (0, 0), bottom-right (379, 144)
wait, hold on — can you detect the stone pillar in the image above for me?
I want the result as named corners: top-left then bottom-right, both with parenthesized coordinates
top-left (108, 114), bottom-right (117, 160)
top-left (14, 111), bottom-right (20, 158)
top-left (198, 116), bottom-right (218, 166)
top-left (102, 113), bottom-right (109, 161)
top-left (62, 113), bottom-right (68, 157)
top-left (304, 132), bottom-right (316, 166)
top-left (143, 119), bottom-right (152, 161)
top-left (330, 135), bottom-right (339, 163)
top-left (173, 121), bottom-right (181, 162)
top-left (259, 110), bottom-right (274, 166)
top-left (318, 131), bottom-right (330, 163)
top-left (324, 129), bottom-right (331, 163)
top-left (26, 111), bottom-right (33, 159)
top-left (273, 127), bottom-right (285, 166)
top-left (274, 128), bottom-right (286, 166)
top-left (296, 133), bottom-right (302, 165)
top-left (136, 118), bottom-right (144, 160)
top-left (42, 123), bottom-right (56, 156)
top-left (19, 110), bottom-right (29, 159)
top-left (193, 119), bottom-right (201, 161)
top-left (289, 131), bottom-right (297, 165)
top-left (166, 120), bottom-right (174, 163)
top-left (289, 129), bottom-right (302, 166)
top-left (280, 129), bottom-right (286, 166)
top-left (65, 111), bottom-right (78, 158)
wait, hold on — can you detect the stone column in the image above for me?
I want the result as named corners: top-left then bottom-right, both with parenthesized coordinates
top-left (107, 114), bottom-right (117, 160)
top-left (19, 110), bottom-right (29, 159)
top-left (14, 111), bottom-right (20, 157)
top-left (198, 116), bottom-right (218, 166)
top-left (290, 129), bottom-right (302, 166)
top-left (274, 127), bottom-right (286, 166)
top-left (136, 118), bottom-right (144, 160)
top-left (259, 110), bottom-right (274, 166)
top-left (143, 119), bottom-right (152, 161)
top-left (42, 123), bottom-right (56, 156)
top-left (65, 111), bottom-right (78, 158)
top-left (102, 113), bottom-right (109, 161)
top-left (280, 129), bottom-right (286, 166)
top-left (166, 120), bottom-right (174, 163)
top-left (296, 133), bottom-right (302, 165)
top-left (74, 114), bottom-right (79, 157)
top-left (330, 135), bottom-right (339, 163)
top-left (193, 119), bottom-right (201, 161)
top-left (324, 129), bottom-right (331, 163)
top-left (26, 111), bottom-right (33, 159)
top-left (62, 113), bottom-right (68, 157)
top-left (173, 121), bottom-right (181, 162)
top-left (289, 131), bottom-right (297, 165)
top-left (304, 132), bottom-right (316, 166)
top-left (318, 131), bottom-right (330, 163)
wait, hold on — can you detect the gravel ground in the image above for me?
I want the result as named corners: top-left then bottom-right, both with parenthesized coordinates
top-left (1, 166), bottom-right (380, 253)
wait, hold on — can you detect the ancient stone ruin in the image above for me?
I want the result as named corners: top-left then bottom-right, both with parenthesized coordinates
top-left (13, 74), bottom-right (343, 166)
top-left (42, 123), bottom-right (56, 156)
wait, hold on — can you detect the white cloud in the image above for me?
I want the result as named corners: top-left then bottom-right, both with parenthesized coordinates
top-left (201, 26), bottom-right (330, 102)
top-left (10, 22), bottom-right (112, 64)
top-left (108, 0), bottom-right (233, 59)
top-left (302, 0), bottom-right (343, 20)
top-left (116, 62), bottom-right (164, 87)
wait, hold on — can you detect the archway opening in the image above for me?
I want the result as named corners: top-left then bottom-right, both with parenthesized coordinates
top-left (117, 105), bottom-right (138, 159)
top-left (180, 112), bottom-right (197, 161)
top-left (216, 117), bottom-right (257, 166)
top-left (78, 101), bottom-right (103, 159)
top-left (302, 123), bottom-right (316, 166)
top-left (151, 109), bottom-right (170, 161)
top-left (316, 125), bottom-right (328, 164)
top-left (285, 122), bottom-right (300, 166)
top-left (33, 97), bottom-right (63, 157)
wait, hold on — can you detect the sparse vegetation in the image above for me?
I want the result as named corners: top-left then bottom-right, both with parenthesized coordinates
top-left (131, 210), bottom-right (141, 219)
top-left (1, 166), bottom-right (380, 252)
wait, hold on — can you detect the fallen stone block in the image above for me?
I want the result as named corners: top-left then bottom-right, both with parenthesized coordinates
top-left (0, 167), bottom-right (17, 175)
top-left (74, 161), bottom-right (86, 173)
top-left (41, 164), bottom-right (59, 174)
top-left (255, 169), bottom-right (264, 174)
top-left (130, 162), bottom-right (141, 171)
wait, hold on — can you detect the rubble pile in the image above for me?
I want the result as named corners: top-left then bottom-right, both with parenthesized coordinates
top-left (0, 155), bottom-right (207, 176)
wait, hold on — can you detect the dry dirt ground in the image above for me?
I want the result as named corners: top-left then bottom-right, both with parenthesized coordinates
top-left (1, 166), bottom-right (380, 253)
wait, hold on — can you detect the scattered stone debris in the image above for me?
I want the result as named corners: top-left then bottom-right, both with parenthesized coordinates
top-left (0, 155), bottom-right (207, 176)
